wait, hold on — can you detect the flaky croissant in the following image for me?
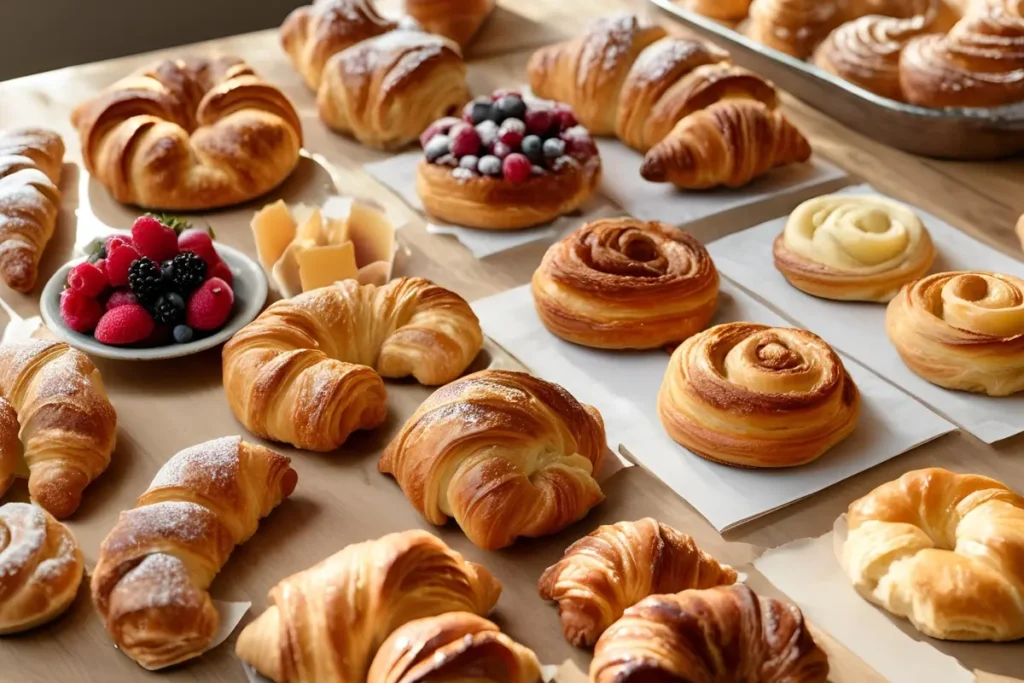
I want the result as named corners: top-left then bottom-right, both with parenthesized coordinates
top-left (539, 518), bottom-right (737, 647)
top-left (236, 530), bottom-right (502, 683)
top-left (222, 277), bottom-right (483, 452)
top-left (0, 340), bottom-right (117, 518)
top-left (0, 398), bottom-right (17, 502)
top-left (380, 370), bottom-right (607, 550)
top-left (404, 0), bottom-right (496, 47)
top-left (91, 437), bottom-right (297, 670)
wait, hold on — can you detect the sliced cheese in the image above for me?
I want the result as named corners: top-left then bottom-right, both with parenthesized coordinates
top-left (251, 200), bottom-right (297, 270)
top-left (296, 208), bottom-right (326, 246)
top-left (323, 215), bottom-right (349, 246)
top-left (297, 242), bottom-right (359, 292)
top-left (347, 201), bottom-right (396, 267)
top-left (272, 237), bottom-right (318, 299)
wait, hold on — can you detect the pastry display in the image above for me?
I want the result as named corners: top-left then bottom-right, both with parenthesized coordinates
top-left (747, 0), bottom-right (853, 59)
top-left (0, 502), bottom-right (84, 634)
top-left (70, 57), bottom-right (302, 211)
top-left (379, 370), bottom-right (607, 549)
top-left (773, 194), bottom-right (936, 302)
top-left (538, 518), bottom-right (737, 647)
top-left (531, 218), bottom-right (720, 349)
top-left (223, 277), bottom-right (482, 451)
top-left (886, 271), bottom-right (1024, 395)
top-left (91, 436), bottom-right (296, 669)
top-left (236, 530), bottom-right (502, 683)
top-left (683, 0), bottom-right (753, 21)
top-left (404, 0), bottom-right (497, 47)
top-left (658, 323), bottom-right (860, 468)
top-left (415, 90), bottom-right (602, 230)
top-left (0, 340), bottom-right (117, 518)
top-left (843, 468), bottom-right (1024, 641)
top-left (0, 128), bottom-right (64, 293)
top-left (591, 585), bottom-right (830, 682)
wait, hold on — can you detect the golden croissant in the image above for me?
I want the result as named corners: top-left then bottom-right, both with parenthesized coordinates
top-left (236, 529), bottom-right (502, 683)
top-left (404, 0), bottom-right (496, 47)
top-left (222, 277), bottom-right (483, 452)
top-left (539, 518), bottom-right (737, 647)
top-left (380, 370), bottom-right (607, 550)
top-left (91, 437), bottom-right (297, 670)
top-left (0, 340), bottom-right (117, 518)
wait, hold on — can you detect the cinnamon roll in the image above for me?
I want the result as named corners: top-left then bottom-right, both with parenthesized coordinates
top-left (773, 194), bottom-right (936, 302)
top-left (658, 323), bottom-right (860, 468)
top-left (886, 271), bottom-right (1024, 395)
top-left (748, 0), bottom-right (853, 58)
top-left (532, 218), bottom-right (720, 350)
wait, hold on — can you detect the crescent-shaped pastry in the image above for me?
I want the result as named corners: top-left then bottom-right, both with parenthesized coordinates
top-left (403, 0), bottom-right (497, 48)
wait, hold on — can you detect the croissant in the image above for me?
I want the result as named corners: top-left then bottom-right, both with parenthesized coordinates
top-left (0, 398), bottom-right (17, 501)
top-left (683, 0), bottom-right (753, 21)
top-left (91, 436), bottom-right (297, 670)
top-left (70, 57), bottom-right (302, 211)
top-left (538, 518), bottom-right (737, 647)
top-left (0, 340), bottom-right (117, 518)
top-left (368, 612), bottom-right (541, 683)
top-left (591, 585), bottom-right (830, 683)
top-left (844, 468), bottom-right (1024, 641)
top-left (379, 370), bottom-right (607, 550)
top-left (236, 530), bottom-right (502, 683)
top-left (404, 0), bottom-right (496, 47)
top-left (223, 277), bottom-right (482, 452)
top-left (747, 0), bottom-right (853, 58)
top-left (641, 99), bottom-right (812, 190)
top-left (0, 128), bottom-right (64, 293)
top-left (0, 502), bottom-right (84, 634)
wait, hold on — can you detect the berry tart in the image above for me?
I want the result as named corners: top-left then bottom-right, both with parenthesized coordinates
top-left (415, 90), bottom-right (602, 230)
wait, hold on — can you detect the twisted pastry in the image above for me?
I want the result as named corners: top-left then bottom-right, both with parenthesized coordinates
top-left (591, 585), bottom-right (829, 683)
top-left (684, 0), bottom-right (753, 21)
top-left (531, 218), bottom-right (720, 350)
top-left (236, 530), bottom-right (502, 683)
top-left (0, 503), bottom-right (83, 634)
top-left (71, 57), bottom-right (302, 211)
top-left (91, 437), bottom-right (297, 670)
top-left (538, 518), bottom-right (737, 647)
top-left (844, 468), bottom-right (1024, 640)
top-left (222, 277), bottom-right (482, 452)
top-left (886, 271), bottom-right (1024, 395)
top-left (379, 370), bottom-right (607, 550)
top-left (773, 194), bottom-right (936, 302)
top-left (748, 0), bottom-right (854, 58)
top-left (658, 323), bottom-right (860, 468)
top-left (368, 612), bottom-right (541, 683)
top-left (641, 99), bottom-right (812, 190)
top-left (404, 0), bottom-right (496, 47)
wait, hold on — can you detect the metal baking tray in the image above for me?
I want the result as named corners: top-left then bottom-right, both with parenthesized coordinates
top-left (647, 0), bottom-right (1024, 160)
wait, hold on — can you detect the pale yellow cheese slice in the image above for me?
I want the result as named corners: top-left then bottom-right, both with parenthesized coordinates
top-left (251, 200), bottom-right (297, 270)
top-left (272, 237), bottom-right (318, 299)
top-left (297, 242), bottom-right (359, 292)
top-left (296, 208), bottom-right (326, 246)
top-left (347, 202), bottom-right (396, 267)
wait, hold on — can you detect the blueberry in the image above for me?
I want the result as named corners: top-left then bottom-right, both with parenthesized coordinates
top-left (459, 155), bottom-right (480, 171)
top-left (521, 135), bottom-right (544, 163)
top-left (493, 95), bottom-right (527, 123)
top-left (425, 135), bottom-right (451, 162)
top-left (477, 155), bottom-right (503, 177)
top-left (468, 98), bottom-right (495, 125)
top-left (173, 324), bottom-right (194, 344)
top-left (543, 137), bottom-right (566, 159)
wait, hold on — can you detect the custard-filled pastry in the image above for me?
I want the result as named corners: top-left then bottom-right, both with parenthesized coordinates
top-left (843, 468), bottom-right (1024, 641)
top-left (532, 218), bottom-right (720, 350)
top-left (591, 585), bottom-right (829, 683)
top-left (886, 271), bottom-right (1024, 395)
top-left (684, 0), bottom-right (753, 20)
top-left (538, 518), bottom-right (736, 647)
top-left (659, 323), bottom-right (860, 468)
top-left (773, 194), bottom-right (936, 302)
top-left (380, 370), bottom-right (607, 550)
top-left (404, 0), bottom-right (496, 47)
top-left (0, 503), bottom-right (84, 634)
top-left (748, 0), bottom-right (853, 58)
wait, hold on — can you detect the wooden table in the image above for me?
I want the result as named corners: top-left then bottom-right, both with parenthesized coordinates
top-left (1, 1), bottom-right (1022, 681)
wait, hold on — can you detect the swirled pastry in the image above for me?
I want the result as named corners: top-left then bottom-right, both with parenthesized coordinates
top-left (886, 271), bottom-right (1024, 395)
top-left (748, 0), bottom-right (852, 58)
top-left (531, 218), bottom-right (719, 350)
top-left (0, 503), bottom-right (84, 634)
top-left (843, 468), bottom-right (1024, 640)
top-left (379, 370), bottom-right (607, 550)
top-left (658, 323), bottom-right (860, 468)
top-left (773, 194), bottom-right (936, 302)
top-left (684, 0), bottom-right (753, 21)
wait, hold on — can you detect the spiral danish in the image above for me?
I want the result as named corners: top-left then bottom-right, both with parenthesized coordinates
top-left (747, 0), bottom-right (852, 58)
top-left (532, 219), bottom-right (719, 350)
top-left (886, 271), bottom-right (1024, 395)
top-left (658, 323), bottom-right (860, 468)
top-left (773, 194), bottom-right (936, 302)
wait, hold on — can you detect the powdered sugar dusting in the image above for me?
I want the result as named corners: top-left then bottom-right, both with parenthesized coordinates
top-left (118, 501), bottom-right (215, 545)
top-left (149, 436), bottom-right (242, 491)
top-left (116, 553), bottom-right (199, 610)
top-left (33, 529), bottom-right (77, 582)
top-left (0, 503), bottom-right (47, 579)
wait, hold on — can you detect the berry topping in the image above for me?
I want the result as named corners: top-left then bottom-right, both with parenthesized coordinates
top-left (128, 256), bottom-right (165, 305)
top-left (94, 304), bottom-right (155, 346)
top-left (464, 97), bottom-right (495, 125)
top-left (425, 134), bottom-right (451, 162)
top-left (105, 289), bottom-right (139, 311)
top-left (169, 251), bottom-right (207, 294)
top-left (177, 228), bottom-right (220, 269)
top-left (553, 103), bottom-right (578, 130)
top-left (502, 153), bottom-right (532, 183)
top-left (498, 119), bottom-right (526, 148)
top-left (459, 155), bottom-right (480, 170)
top-left (436, 154), bottom-right (459, 167)
top-left (562, 125), bottom-right (599, 159)
top-left (104, 234), bottom-right (133, 256)
top-left (131, 215), bottom-right (179, 262)
top-left (493, 95), bottom-right (527, 123)
top-left (105, 243), bottom-right (141, 287)
top-left (187, 277), bottom-right (234, 331)
top-left (491, 141), bottom-right (512, 159)
top-left (521, 135), bottom-right (544, 163)
top-left (419, 116), bottom-right (462, 148)
top-left (532, 165), bottom-right (547, 176)
top-left (152, 292), bottom-right (186, 326)
top-left (543, 138), bottom-right (567, 159)
top-left (60, 290), bottom-right (103, 334)
top-left (67, 262), bottom-right (108, 298)
top-left (491, 89), bottom-right (522, 102)
top-left (449, 125), bottom-right (482, 158)
top-left (525, 108), bottom-right (555, 136)
top-left (208, 260), bottom-right (234, 287)
top-left (478, 155), bottom-right (503, 176)
top-left (173, 325), bottom-right (194, 345)
top-left (475, 120), bottom-right (499, 148)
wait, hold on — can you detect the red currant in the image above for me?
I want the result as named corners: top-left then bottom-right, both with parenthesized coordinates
top-left (502, 153), bottom-right (532, 183)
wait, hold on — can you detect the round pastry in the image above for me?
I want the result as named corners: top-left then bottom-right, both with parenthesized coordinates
top-left (843, 468), bottom-right (1024, 641)
top-left (886, 271), bottom-right (1024, 395)
top-left (415, 91), bottom-right (602, 230)
top-left (747, 0), bottom-right (850, 59)
top-left (0, 502), bottom-right (84, 634)
top-left (531, 218), bottom-right (719, 350)
top-left (684, 0), bottom-right (753, 21)
top-left (773, 194), bottom-right (936, 302)
top-left (658, 322), bottom-right (860, 468)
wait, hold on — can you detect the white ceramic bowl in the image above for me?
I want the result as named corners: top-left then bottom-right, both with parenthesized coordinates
top-left (40, 242), bottom-right (267, 361)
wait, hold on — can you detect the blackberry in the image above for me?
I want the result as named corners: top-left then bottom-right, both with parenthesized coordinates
top-left (170, 252), bottom-right (207, 293)
top-left (152, 292), bottom-right (186, 325)
top-left (127, 257), bottom-right (164, 304)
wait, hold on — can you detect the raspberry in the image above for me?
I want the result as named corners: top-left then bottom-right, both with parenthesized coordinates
top-left (525, 108), bottom-right (555, 136)
top-left (177, 229), bottom-right (220, 269)
top-left (209, 261), bottom-right (233, 287)
top-left (94, 304), bottom-right (155, 346)
top-left (449, 125), bottom-right (482, 158)
top-left (67, 262), bottom-right (108, 298)
top-left (419, 116), bottom-right (462, 149)
top-left (186, 277), bottom-right (234, 331)
top-left (502, 153), bottom-right (532, 183)
top-left (498, 119), bottom-right (526, 149)
top-left (60, 290), bottom-right (103, 334)
top-left (553, 103), bottom-right (578, 130)
top-left (105, 289), bottom-right (139, 311)
top-left (562, 125), bottom-right (598, 159)
top-left (105, 244), bottom-right (141, 287)
top-left (104, 234), bottom-right (133, 255)
top-left (131, 215), bottom-right (179, 262)
top-left (93, 258), bottom-right (106, 276)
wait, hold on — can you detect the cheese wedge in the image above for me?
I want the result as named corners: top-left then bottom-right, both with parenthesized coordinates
top-left (272, 237), bottom-right (318, 299)
top-left (251, 200), bottom-right (297, 270)
top-left (297, 242), bottom-right (359, 292)
top-left (347, 202), bottom-right (396, 267)
top-left (296, 208), bottom-right (326, 246)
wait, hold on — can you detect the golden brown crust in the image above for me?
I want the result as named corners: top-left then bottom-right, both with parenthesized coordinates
top-left (531, 218), bottom-right (719, 349)
top-left (0, 398), bottom-right (18, 500)
top-left (748, 0), bottom-right (852, 58)
top-left (404, 0), bottom-right (497, 47)
top-left (685, 0), bottom-right (754, 20)
top-left (658, 323), bottom-right (860, 468)
top-left (379, 370), bottom-right (607, 550)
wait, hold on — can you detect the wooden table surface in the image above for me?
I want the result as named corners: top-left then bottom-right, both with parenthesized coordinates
top-left (2, 0), bottom-right (1023, 681)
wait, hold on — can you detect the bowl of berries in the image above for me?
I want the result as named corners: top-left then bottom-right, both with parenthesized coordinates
top-left (415, 89), bottom-right (602, 231)
top-left (40, 215), bottom-right (268, 361)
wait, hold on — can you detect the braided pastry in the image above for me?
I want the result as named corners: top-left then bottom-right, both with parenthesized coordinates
top-left (886, 271), bottom-right (1024, 395)
top-left (532, 218), bottom-right (719, 350)
top-left (748, 0), bottom-right (853, 58)
top-left (404, 0), bottom-right (496, 47)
